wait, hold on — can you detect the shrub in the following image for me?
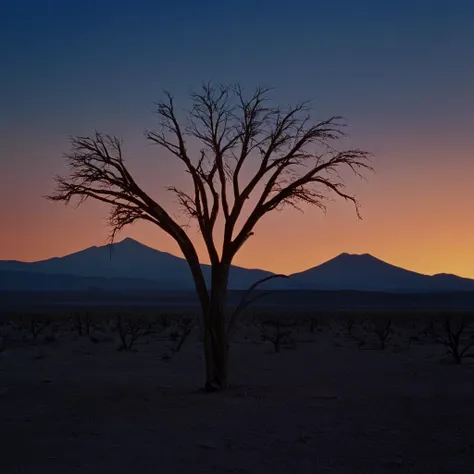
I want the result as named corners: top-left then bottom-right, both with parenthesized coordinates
top-left (306, 316), bottom-right (319, 334)
top-left (256, 317), bottom-right (295, 353)
top-left (372, 318), bottom-right (392, 350)
top-left (114, 314), bottom-right (154, 351)
top-left (22, 314), bottom-right (52, 341)
top-left (169, 317), bottom-right (194, 352)
top-left (71, 312), bottom-right (94, 337)
top-left (432, 314), bottom-right (474, 365)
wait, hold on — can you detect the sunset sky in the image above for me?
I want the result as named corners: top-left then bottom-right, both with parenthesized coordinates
top-left (1, 0), bottom-right (473, 277)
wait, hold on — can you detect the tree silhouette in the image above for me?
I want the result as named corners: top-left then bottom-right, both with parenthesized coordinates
top-left (48, 83), bottom-right (372, 391)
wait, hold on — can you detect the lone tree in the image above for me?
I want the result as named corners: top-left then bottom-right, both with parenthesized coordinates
top-left (48, 84), bottom-right (372, 391)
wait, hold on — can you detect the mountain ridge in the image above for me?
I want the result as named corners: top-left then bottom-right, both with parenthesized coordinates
top-left (1, 238), bottom-right (473, 292)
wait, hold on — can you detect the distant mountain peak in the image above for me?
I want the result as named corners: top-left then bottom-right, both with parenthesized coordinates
top-left (110, 238), bottom-right (181, 261)
top-left (1, 239), bottom-right (473, 293)
top-left (337, 252), bottom-right (373, 257)
top-left (115, 237), bottom-right (142, 246)
top-left (332, 252), bottom-right (379, 263)
top-left (110, 237), bottom-right (160, 253)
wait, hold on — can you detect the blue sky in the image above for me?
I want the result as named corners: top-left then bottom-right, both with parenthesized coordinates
top-left (1, 0), bottom-right (474, 277)
top-left (2, 0), bottom-right (473, 137)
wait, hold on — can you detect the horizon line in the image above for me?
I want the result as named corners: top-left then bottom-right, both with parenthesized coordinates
top-left (1, 236), bottom-right (467, 281)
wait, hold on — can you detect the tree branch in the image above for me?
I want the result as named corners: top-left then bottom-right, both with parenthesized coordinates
top-left (47, 133), bottom-right (211, 312)
top-left (48, 83), bottom-right (372, 306)
top-left (226, 274), bottom-right (288, 336)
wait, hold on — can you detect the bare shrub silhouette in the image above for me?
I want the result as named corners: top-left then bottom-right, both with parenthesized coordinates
top-left (114, 314), bottom-right (154, 352)
top-left (169, 317), bottom-right (195, 352)
top-left (256, 317), bottom-right (296, 353)
top-left (22, 314), bottom-right (52, 342)
top-left (432, 314), bottom-right (474, 365)
top-left (48, 83), bottom-right (372, 390)
top-left (346, 316), bottom-right (355, 336)
top-left (372, 318), bottom-right (392, 350)
top-left (71, 312), bottom-right (95, 337)
top-left (306, 316), bottom-right (319, 334)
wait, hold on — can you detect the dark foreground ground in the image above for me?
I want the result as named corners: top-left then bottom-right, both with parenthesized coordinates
top-left (1, 310), bottom-right (473, 473)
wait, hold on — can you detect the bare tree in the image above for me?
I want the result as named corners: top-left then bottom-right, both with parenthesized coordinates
top-left (306, 315), bottom-right (319, 334)
top-left (71, 312), bottom-right (95, 337)
top-left (169, 317), bottom-right (195, 353)
top-left (114, 313), bottom-right (154, 352)
top-left (372, 318), bottom-right (392, 350)
top-left (48, 83), bottom-right (372, 391)
top-left (433, 314), bottom-right (474, 365)
top-left (22, 314), bottom-right (52, 342)
top-left (346, 316), bottom-right (355, 336)
top-left (256, 317), bottom-right (296, 353)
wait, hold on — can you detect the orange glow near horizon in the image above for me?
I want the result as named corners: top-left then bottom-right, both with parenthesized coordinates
top-left (2, 0), bottom-right (474, 283)
top-left (1, 136), bottom-right (474, 279)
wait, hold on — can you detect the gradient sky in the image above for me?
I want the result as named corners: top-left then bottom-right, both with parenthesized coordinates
top-left (1, 0), bottom-right (473, 277)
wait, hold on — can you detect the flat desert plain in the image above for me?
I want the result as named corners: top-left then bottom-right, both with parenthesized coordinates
top-left (0, 310), bottom-right (473, 474)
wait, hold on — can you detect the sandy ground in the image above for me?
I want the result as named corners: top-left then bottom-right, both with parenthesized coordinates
top-left (0, 312), bottom-right (473, 474)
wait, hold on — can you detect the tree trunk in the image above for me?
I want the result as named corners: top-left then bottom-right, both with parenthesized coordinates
top-left (203, 263), bottom-right (230, 392)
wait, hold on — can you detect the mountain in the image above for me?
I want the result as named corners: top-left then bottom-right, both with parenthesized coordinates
top-left (290, 253), bottom-right (474, 292)
top-left (1, 239), bottom-right (473, 293)
top-left (0, 238), bottom-right (287, 291)
top-left (1, 238), bottom-right (198, 288)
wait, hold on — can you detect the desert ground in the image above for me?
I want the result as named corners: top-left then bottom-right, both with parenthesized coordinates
top-left (1, 308), bottom-right (473, 474)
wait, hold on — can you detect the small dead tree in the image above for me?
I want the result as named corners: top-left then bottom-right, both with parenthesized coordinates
top-left (256, 317), bottom-right (295, 353)
top-left (114, 314), bottom-right (154, 352)
top-left (433, 314), bottom-right (474, 365)
top-left (372, 318), bottom-right (392, 350)
top-left (22, 314), bottom-right (51, 341)
top-left (305, 316), bottom-right (319, 334)
top-left (346, 316), bottom-right (355, 336)
top-left (71, 312), bottom-right (94, 337)
top-left (169, 317), bottom-right (195, 352)
top-left (48, 83), bottom-right (372, 390)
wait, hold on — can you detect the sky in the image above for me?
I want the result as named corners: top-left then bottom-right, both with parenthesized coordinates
top-left (1, 0), bottom-right (473, 277)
